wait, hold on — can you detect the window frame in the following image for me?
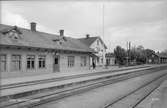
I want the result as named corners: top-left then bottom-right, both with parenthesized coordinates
top-left (68, 56), bottom-right (75, 67)
top-left (11, 55), bottom-right (21, 71)
top-left (80, 56), bottom-right (87, 67)
top-left (97, 39), bottom-right (99, 45)
top-left (101, 58), bottom-right (103, 64)
top-left (0, 54), bottom-right (7, 72)
top-left (38, 55), bottom-right (46, 69)
top-left (26, 55), bottom-right (35, 69)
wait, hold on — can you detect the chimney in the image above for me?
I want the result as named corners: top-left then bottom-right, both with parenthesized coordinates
top-left (86, 34), bottom-right (90, 39)
top-left (59, 30), bottom-right (64, 36)
top-left (30, 22), bottom-right (36, 32)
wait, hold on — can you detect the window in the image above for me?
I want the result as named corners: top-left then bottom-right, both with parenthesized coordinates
top-left (80, 56), bottom-right (87, 67)
top-left (0, 55), bottom-right (7, 72)
top-left (11, 55), bottom-right (21, 71)
top-left (101, 58), bottom-right (103, 64)
top-left (38, 55), bottom-right (46, 68)
top-left (106, 59), bottom-right (110, 65)
top-left (97, 58), bottom-right (99, 63)
top-left (96, 47), bottom-right (100, 52)
top-left (97, 40), bottom-right (99, 45)
top-left (27, 55), bottom-right (35, 69)
top-left (8, 30), bottom-right (20, 40)
top-left (68, 56), bottom-right (75, 67)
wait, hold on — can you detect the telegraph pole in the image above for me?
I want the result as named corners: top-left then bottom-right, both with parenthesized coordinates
top-left (126, 42), bottom-right (128, 66)
top-left (126, 41), bottom-right (131, 66)
top-left (129, 41), bottom-right (131, 65)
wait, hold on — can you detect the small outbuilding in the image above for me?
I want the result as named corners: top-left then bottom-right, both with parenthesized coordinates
top-left (105, 53), bottom-right (116, 66)
top-left (146, 52), bottom-right (167, 64)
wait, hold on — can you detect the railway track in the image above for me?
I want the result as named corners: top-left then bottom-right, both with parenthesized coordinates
top-left (1, 65), bottom-right (167, 108)
top-left (104, 72), bottom-right (167, 108)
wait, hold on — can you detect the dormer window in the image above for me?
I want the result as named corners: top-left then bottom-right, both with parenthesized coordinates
top-left (8, 30), bottom-right (20, 40)
top-left (2, 26), bottom-right (22, 40)
top-left (52, 36), bottom-right (67, 45)
top-left (53, 39), bottom-right (63, 45)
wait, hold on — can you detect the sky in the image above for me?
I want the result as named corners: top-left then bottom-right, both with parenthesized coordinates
top-left (1, 0), bottom-right (167, 52)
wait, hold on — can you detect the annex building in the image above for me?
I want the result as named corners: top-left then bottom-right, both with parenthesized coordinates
top-left (147, 52), bottom-right (167, 64)
top-left (78, 34), bottom-right (107, 67)
top-left (0, 22), bottom-right (96, 78)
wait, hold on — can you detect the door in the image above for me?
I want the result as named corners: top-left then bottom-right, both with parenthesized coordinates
top-left (53, 56), bottom-right (60, 72)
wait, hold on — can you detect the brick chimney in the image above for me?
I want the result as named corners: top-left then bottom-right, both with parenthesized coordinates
top-left (59, 30), bottom-right (64, 36)
top-left (86, 34), bottom-right (90, 39)
top-left (30, 22), bottom-right (36, 32)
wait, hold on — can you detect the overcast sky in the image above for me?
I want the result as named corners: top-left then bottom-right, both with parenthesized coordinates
top-left (1, 0), bottom-right (167, 52)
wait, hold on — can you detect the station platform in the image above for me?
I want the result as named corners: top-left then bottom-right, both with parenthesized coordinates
top-left (1, 64), bottom-right (167, 99)
top-left (1, 65), bottom-right (150, 86)
top-left (0, 64), bottom-right (157, 97)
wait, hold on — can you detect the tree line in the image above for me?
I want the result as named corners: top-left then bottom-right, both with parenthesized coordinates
top-left (114, 45), bottom-right (156, 66)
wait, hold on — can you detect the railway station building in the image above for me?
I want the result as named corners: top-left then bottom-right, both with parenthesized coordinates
top-left (0, 22), bottom-right (96, 78)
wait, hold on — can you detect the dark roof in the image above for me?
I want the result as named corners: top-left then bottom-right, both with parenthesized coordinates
top-left (0, 24), bottom-right (94, 53)
top-left (78, 36), bottom-right (107, 49)
top-left (149, 52), bottom-right (167, 58)
top-left (156, 53), bottom-right (167, 58)
top-left (105, 53), bottom-right (115, 57)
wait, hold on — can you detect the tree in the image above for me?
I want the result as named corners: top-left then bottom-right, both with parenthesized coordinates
top-left (128, 46), bottom-right (152, 64)
top-left (129, 47), bottom-right (137, 61)
top-left (114, 46), bottom-right (126, 65)
top-left (144, 49), bottom-right (155, 57)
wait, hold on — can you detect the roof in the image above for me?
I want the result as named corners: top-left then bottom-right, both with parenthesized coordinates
top-left (0, 24), bottom-right (94, 53)
top-left (155, 53), bottom-right (167, 58)
top-left (149, 52), bottom-right (167, 58)
top-left (78, 36), bottom-right (107, 49)
top-left (105, 53), bottom-right (115, 57)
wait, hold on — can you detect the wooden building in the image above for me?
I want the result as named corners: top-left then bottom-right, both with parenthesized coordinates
top-left (78, 34), bottom-right (107, 67)
top-left (105, 53), bottom-right (116, 66)
top-left (146, 52), bottom-right (167, 64)
top-left (0, 23), bottom-right (95, 78)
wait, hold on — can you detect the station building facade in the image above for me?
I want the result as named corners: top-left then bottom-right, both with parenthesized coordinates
top-left (78, 35), bottom-right (107, 67)
top-left (0, 23), bottom-right (95, 78)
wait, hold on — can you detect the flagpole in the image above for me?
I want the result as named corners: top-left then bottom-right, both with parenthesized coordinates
top-left (102, 3), bottom-right (104, 40)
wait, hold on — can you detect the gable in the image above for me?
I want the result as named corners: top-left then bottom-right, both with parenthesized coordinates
top-left (78, 37), bottom-right (97, 47)
top-left (78, 37), bottom-right (107, 49)
top-left (90, 38), bottom-right (107, 50)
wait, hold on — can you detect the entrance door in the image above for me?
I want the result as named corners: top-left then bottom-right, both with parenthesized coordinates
top-left (53, 56), bottom-right (60, 72)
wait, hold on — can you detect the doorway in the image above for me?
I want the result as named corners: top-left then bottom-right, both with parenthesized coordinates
top-left (53, 56), bottom-right (60, 72)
